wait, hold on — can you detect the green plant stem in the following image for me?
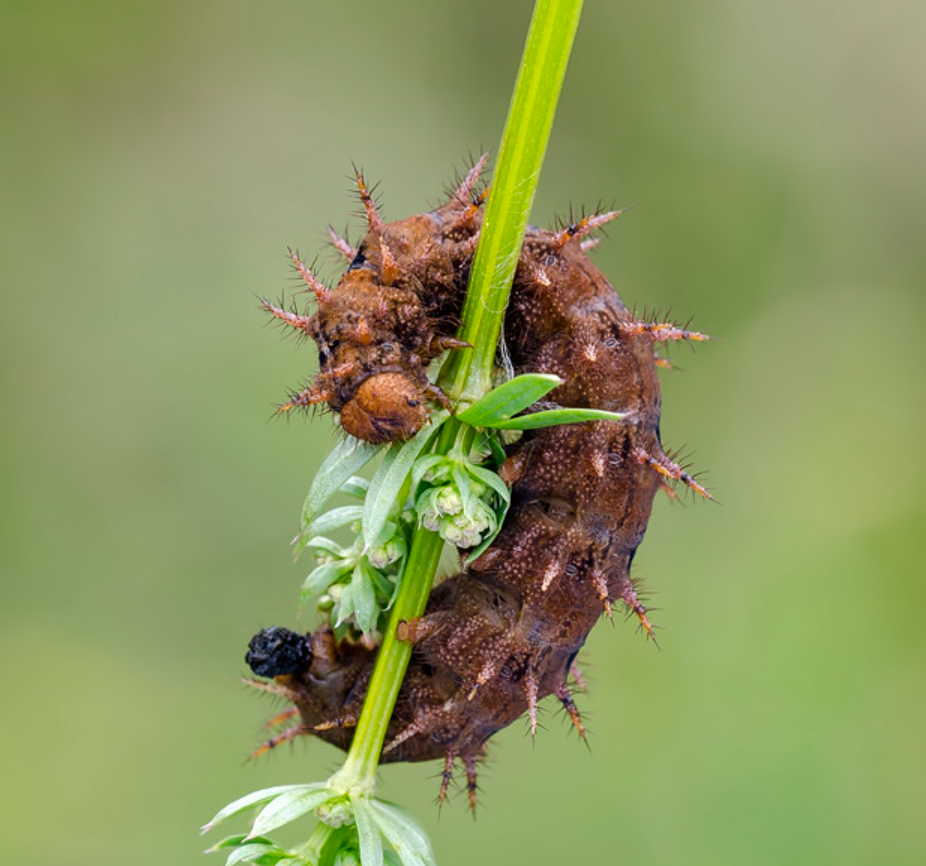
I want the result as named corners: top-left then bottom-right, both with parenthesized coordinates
top-left (328, 0), bottom-right (584, 796)
top-left (442, 0), bottom-right (585, 404)
top-left (328, 526), bottom-right (444, 795)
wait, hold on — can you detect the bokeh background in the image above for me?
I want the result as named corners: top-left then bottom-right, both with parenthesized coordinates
top-left (2, 1), bottom-right (924, 864)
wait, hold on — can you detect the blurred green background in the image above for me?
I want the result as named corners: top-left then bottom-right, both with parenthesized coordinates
top-left (2, 0), bottom-right (924, 864)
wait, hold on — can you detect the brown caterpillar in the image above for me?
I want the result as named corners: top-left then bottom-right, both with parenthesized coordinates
top-left (248, 163), bottom-right (708, 809)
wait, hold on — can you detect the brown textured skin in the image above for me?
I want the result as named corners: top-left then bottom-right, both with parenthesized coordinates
top-left (251, 210), bottom-right (676, 779)
top-left (308, 204), bottom-right (480, 441)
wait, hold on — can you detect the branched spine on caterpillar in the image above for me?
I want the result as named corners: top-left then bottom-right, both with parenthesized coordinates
top-left (247, 160), bottom-right (709, 810)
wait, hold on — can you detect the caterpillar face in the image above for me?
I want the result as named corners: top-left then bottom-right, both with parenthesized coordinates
top-left (338, 373), bottom-right (431, 443)
top-left (250, 163), bottom-right (709, 807)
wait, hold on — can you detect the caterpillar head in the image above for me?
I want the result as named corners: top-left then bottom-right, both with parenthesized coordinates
top-left (340, 372), bottom-right (431, 443)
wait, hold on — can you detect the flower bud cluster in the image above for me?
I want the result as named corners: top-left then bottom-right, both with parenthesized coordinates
top-left (303, 517), bottom-right (409, 640)
top-left (413, 452), bottom-right (509, 550)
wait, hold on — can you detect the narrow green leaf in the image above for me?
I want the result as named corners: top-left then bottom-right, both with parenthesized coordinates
top-left (302, 560), bottom-right (353, 603)
top-left (301, 438), bottom-right (380, 528)
top-left (363, 412), bottom-right (448, 549)
top-left (455, 373), bottom-right (563, 427)
top-left (301, 536), bottom-right (348, 557)
top-left (366, 564), bottom-right (397, 605)
top-left (339, 477), bottom-right (370, 499)
top-left (353, 800), bottom-right (384, 866)
top-left (207, 835), bottom-right (274, 853)
top-left (225, 843), bottom-right (288, 866)
top-left (486, 406), bottom-right (627, 430)
top-left (466, 463), bottom-right (512, 504)
top-left (450, 465), bottom-right (474, 511)
top-left (351, 563), bottom-right (378, 636)
top-left (485, 430), bottom-right (508, 465)
top-left (248, 786), bottom-right (332, 839)
top-left (303, 506), bottom-right (365, 540)
top-left (202, 786), bottom-right (314, 834)
top-left (368, 801), bottom-right (435, 866)
top-left (333, 579), bottom-right (356, 628)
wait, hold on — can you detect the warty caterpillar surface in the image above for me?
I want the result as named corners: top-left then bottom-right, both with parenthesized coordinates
top-left (248, 162), bottom-right (709, 808)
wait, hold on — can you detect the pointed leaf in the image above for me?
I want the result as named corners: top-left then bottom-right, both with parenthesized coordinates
top-left (368, 800), bottom-right (435, 866)
top-left (202, 786), bottom-right (315, 834)
top-left (304, 506), bottom-right (365, 540)
top-left (353, 799), bottom-right (384, 866)
top-left (455, 374), bottom-right (562, 427)
top-left (351, 563), bottom-right (378, 636)
top-left (225, 843), bottom-right (288, 866)
top-left (450, 465), bottom-right (475, 512)
top-left (302, 560), bottom-right (353, 603)
top-left (339, 477), bottom-right (370, 499)
top-left (207, 836), bottom-right (280, 856)
top-left (301, 438), bottom-right (380, 529)
top-left (366, 563), bottom-right (398, 607)
top-left (466, 463), bottom-right (511, 504)
top-left (247, 786), bottom-right (332, 839)
top-left (333, 579), bottom-right (356, 628)
top-left (301, 536), bottom-right (348, 557)
top-left (485, 407), bottom-right (627, 430)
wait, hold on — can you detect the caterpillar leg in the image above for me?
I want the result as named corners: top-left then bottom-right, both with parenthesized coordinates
top-left (633, 447), bottom-right (712, 500)
top-left (424, 382), bottom-right (453, 410)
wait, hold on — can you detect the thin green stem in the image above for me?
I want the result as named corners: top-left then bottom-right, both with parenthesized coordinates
top-left (442, 0), bottom-right (585, 404)
top-left (329, 0), bottom-right (584, 796)
top-left (328, 526), bottom-right (444, 795)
